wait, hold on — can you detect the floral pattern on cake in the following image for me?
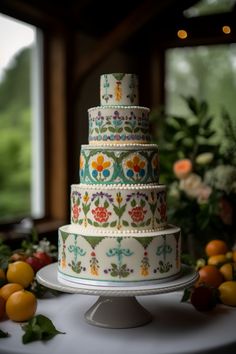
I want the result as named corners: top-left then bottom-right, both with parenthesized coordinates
top-left (123, 154), bottom-right (147, 182)
top-left (71, 187), bottom-right (167, 231)
top-left (88, 107), bottom-right (150, 144)
top-left (80, 147), bottom-right (159, 185)
top-left (100, 73), bottom-right (138, 106)
top-left (58, 227), bottom-right (181, 283)
top-left (91, 154), bottom-right (112, 181)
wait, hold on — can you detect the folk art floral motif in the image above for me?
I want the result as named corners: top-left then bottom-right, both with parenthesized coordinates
top-left (80, 148), bottom-right (159, 184)
top-left (71, 189), bottom-right (167, 230)
top-left (101, 74), bottom-right (137, 104)
top-left (88, 109), bottom-right (150, 143)
top-left (59, 231), bottom-right (179, 279)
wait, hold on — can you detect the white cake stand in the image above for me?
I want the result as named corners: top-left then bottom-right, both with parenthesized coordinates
top-left (36, 263), bottom-right (198, 329)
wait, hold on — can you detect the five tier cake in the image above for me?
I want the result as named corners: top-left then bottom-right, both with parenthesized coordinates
top-left (58, 73), bottom-right (181, 286)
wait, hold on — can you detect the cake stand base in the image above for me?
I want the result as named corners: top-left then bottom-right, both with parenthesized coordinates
top-left (37, 263), bottom-right (198, 329)
top-left (85, 296), bottom-right (152, 328)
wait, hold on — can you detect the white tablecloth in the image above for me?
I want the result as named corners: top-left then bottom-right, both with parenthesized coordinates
top-left (0, 291), bottom-right (236, 354)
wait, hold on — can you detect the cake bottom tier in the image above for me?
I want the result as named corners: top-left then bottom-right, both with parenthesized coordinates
top-left (58, 224), bottom-right (181, 286)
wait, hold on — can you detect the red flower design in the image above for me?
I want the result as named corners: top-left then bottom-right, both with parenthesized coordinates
top-left (128, 206), bottom-right (147, 223)
top-left (158, 202), bottom-right (167, 221)
top-left (92, 206), bottom-right (111, 223)
top-left (72, 204), bottom-right (81, 222)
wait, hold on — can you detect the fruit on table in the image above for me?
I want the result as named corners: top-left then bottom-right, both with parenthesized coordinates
top-left (197, 265), bottom-right (224, 288)
top-left (218, 281), bottom-right (236, 307)
top-left (219, 263), bottom-right (235, 281)
top-left (190, 286), bottom-right (218, 312)
top-left (0, 283), bottom-right (23, 301)
top-left (6, 261), bottom-right (34, 288)
top-left (207, 254), bottom-right (227, 266)
top-left (6, 290), bottom-right (37, 322)
top-left (25, 256), bottom-right (44, 273)
top-left (205, 239), bottom-right (228, 257)
top-left (33, 251), bottom-right (52, 267)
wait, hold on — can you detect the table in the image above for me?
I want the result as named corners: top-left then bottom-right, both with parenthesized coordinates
top-left (0, 291), bottom-right (236, 354)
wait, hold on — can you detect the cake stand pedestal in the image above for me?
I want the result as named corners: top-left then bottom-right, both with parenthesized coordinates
top-left (37, 263), bottom-right (198, 329)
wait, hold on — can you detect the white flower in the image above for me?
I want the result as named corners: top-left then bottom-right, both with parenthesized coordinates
top-left (195, 152), bottom-right (214, 165)
top-left (197, 185), bottom-right (212, 204)
top-left (169, 182), bottom-right (180, 199)
top-left (204, 165), bottom-right (236, 194)
top-left (179, 173), bottom-right (203, 198)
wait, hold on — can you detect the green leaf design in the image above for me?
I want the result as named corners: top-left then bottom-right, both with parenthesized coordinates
top-left (131, 199), bottom-right (136, 207)
top-left (87, 219), bottom-right (93, 225)
top-left (21, 315), bottom-right (65, 344)
top-left (83, 203), bottom-right (91, 214)
top-left (84, 236), bottom-right (104, 248)
top-left (140, 199), bottom-right (146, 207)
top-left (134, 127), bottom-right (141, 133)
top-left (102, 222), bottom-right (109, 227)
top-left (122, 220), bottom-right (129, 226)
top-left (112, 73), bottom-right (125, 81)
top-left (101, 127), bottom-right (107, 133)
top-left (124, 126), bottom-right (132, 133)
top-left (131, 222), bottom-right (138, 227)
top-left (93, 221), bottom-right (100, 227)
top-left (110, 220), bottom-right (117, 227)
top-left (108, 127), bottom-right (116, 133)
top-left (95, 128), bottom-right (99, 134)
top-left (134, 237), bottom-right (153, 249)
top-left (78, 219), bottom-right (83, 225)
top-left (145, 218), bottom-right (151, 226)
top-left (60, 231), bottom-right (69, 243)
top-left (95, 198), bottom-right (99, 207)
top-left (117, 128), bottom-right (123, 133)
top-left (104, 200), bottom-right (109, 209)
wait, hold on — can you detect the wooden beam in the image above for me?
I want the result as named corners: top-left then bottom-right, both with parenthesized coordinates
top-left (0, 0), bottom-right (63, 28)
top-left (74, 0), bottom-right (178, 90)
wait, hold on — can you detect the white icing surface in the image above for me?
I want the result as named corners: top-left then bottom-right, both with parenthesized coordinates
top-left (88, 105), bottom-right (150, 112)
top-left (72, 183), bottom-right (165, 190)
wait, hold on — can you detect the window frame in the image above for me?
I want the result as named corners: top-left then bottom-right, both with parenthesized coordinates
top-left (0, 6), bottom-right (70, 241)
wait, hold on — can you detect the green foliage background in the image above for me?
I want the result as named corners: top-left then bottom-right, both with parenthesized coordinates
top-left (0, 48), bottom-right (31, 221)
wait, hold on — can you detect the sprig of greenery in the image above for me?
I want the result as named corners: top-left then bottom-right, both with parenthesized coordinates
top-left (21, 314), bottom-right (65, 344)
top-left (0, 329), bottom-right (10, 338)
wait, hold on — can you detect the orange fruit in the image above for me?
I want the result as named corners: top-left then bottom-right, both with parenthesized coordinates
top-left (219, 263), bottom-right (235, 281)
top-left (218, 281), bottom-right (236, 306)
top-left (6, 261), bottom-right (34, 288)
top-left (208, 254), bottom-right (227, 266)
top-left (197, 265), bottom-right (224, 288)
top-left (0, 296), bottom-right (5, 320)
top-left (6, 290), bottom-right (37, 322)
top-left (205, 239), bottom-right (228, 257)
top-left (0, 283), bottom-right (23, 301)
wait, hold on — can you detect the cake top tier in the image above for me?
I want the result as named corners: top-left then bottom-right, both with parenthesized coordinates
top-left (100, 73), bottom-right (139, 106)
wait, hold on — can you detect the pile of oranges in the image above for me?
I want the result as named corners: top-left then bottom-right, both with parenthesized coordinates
top-left (0, 261), bottom-right (37, 322)
top-left (192, 239), bottom-right (236, 310)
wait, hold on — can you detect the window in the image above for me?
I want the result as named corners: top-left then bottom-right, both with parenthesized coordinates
top-left (0, 13), bottom-right (44, 222)
top-left (165, 44), bottom-right (236, 138)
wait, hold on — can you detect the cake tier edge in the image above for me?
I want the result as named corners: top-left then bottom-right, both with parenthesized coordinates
top-left (58, 224), bottom-right (181, 285)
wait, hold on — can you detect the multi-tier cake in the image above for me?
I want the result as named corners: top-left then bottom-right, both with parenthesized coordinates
top-left (58, 73), bottom-right (181, 286)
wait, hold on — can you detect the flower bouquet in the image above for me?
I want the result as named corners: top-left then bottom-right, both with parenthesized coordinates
top-left (150, 96), bottom-right (236, 257)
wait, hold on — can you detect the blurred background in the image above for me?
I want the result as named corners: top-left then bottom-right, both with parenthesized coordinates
top-left (0, 0), bottom-right (235, 255)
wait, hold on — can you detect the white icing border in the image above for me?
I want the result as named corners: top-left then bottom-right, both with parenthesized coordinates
top-left (88, 105), bottom-right (150, 112)
top-left (72, 183), bottom-right (165, 190)
top-left (82, 143), bottom-right (158, 149)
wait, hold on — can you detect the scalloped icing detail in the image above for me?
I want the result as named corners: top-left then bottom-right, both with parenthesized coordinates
top-left (82, 143), bottom-right (158, 149)
top-left (72, 183), bottom-right (165, 190)
top-left (88, 105), bottom-right (150, 112)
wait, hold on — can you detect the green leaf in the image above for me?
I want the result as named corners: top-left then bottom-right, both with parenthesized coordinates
top-left (110, 220), bottom-right (117, 227)
top-left (108, 127), bottom-right (115, 133)
top-left (95, 198), bottom-right (99, 207)
top-left (104, 200), bottom-right (109, 209)
top-left (21, 314), bottom-right (65, 344)
top-left (131, 199), bottom-right (136, 207)
top-left (140, 199), bottom-right (146, 207)
top-left (122, 220), bottom-right (129, 226)
top-left (0, 329), bottom-right (9, 338)
top-left (124, 126), bottom-right (132, 133)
